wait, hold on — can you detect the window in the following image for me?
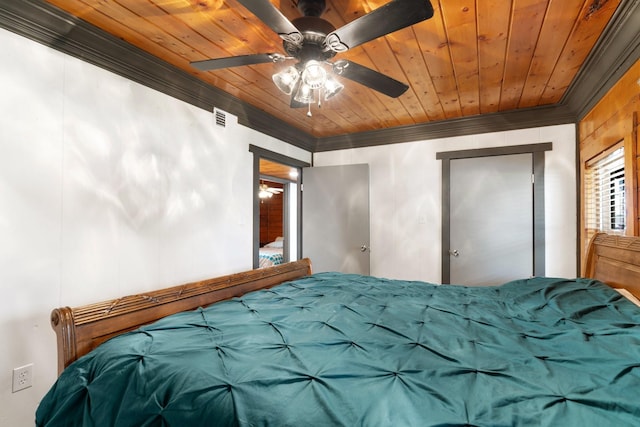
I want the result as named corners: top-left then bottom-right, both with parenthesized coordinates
top-left (584, 145), bottom-right (626, 246)
top-left (609, 166), bottom-right (625, 230)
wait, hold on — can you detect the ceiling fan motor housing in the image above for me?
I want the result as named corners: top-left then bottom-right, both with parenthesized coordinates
top-left (285, 16), bottom-right (337, 61)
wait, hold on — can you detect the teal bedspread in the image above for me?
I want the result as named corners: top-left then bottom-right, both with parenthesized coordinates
top-left (37, 273), bottom-right (640, 426)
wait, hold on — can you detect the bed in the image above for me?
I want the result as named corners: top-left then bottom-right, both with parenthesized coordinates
top-left (259, 238), bottom-right (284, 268)
top-left (37, 233), bottom-right (640, 426)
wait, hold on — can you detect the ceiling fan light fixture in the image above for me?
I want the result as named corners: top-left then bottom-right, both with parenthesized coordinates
top-left (259, 183), bottom-right (279, 199)
top-left (323, 75), bottom-right (343, 100)
top-left (301, 60), bottom-right (327, 89)
top-left (294, 82), bottom-right (314, 104)
top-left (191, 0), bottom-right (436, 113)
top-left (259, 189), bottom-right (273, 199)
top-left (272, 66), bottom-right (300, 94)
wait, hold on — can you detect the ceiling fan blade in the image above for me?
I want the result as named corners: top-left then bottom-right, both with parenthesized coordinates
top-left (334, 60), bottom-right (409, 98)
top-left (236, 0), bottom-right (303, 46)
top-left (324, 0), bottom-right (434, 53)
top-left (191, 53), bottom-right (284, 71)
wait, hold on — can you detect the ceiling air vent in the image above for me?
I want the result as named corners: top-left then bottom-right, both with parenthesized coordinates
top-left (214, 109), bottom-right (226, 128)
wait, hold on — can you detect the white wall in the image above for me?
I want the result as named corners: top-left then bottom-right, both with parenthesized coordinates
top-left (314, 125), bottom-right (577, 282)
top-left (0, 28), bottom-right (310, 426)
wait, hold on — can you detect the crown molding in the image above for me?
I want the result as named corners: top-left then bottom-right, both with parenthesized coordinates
top-left (562, 0), bottom-right (640, 120)
top-left (313, 104), bottom-right (577, 152)
top-left (1, 0), bottom-right (638, 153)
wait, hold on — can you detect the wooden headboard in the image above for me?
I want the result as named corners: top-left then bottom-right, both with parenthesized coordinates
top-left (583, 233), bottom-right (640, 298)
top-left (50, 259), bottom-right (312, 375)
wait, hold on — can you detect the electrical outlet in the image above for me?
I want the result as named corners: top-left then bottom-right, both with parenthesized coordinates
top-left (12, 364), bottom-right (33, 393)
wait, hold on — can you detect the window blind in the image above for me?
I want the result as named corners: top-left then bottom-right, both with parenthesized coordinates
top-left (584, 145), bottom-right (625, 246)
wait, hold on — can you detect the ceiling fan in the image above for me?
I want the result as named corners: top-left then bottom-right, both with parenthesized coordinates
top-left (191, 0), bottom-right (434, 114)
top-left (259, 183), bottom-right (284, 198)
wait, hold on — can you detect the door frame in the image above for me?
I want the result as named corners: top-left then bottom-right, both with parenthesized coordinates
top-left (249, 145), bottom-right (310, 269)
top-left (436, 143), bottom-right (552, 284)
top-left (301, 163), bottom-right (371, 275)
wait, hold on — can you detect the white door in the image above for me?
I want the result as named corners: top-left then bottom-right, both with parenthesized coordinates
top-left (302, 164), bottom-right (370, 274)
top-left (450, 154), bottom-right (533, 285)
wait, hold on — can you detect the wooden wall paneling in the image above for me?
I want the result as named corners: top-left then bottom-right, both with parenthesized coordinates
top-left (579, 62), bottom-right (640, 162)
top-left (581, 114), bottom-right (627, 162)
top-left (579, 152), bottom-right (587, 267)
top-left (625, 111), bottom-right (637, 237)
top-left (259, 192), bottom-right (284, 245)
top-left (634, 112), bottom-right (640, 235)
top-left (260, 202), bottom-right (271, 245)
top-left (579, 61), bottom-right (640, 140)
top-left (579, 58), bottom-right (640, 267)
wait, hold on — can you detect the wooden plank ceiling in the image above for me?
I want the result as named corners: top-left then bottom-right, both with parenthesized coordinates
top-left (260, 158), bottom-right (299, 181)
top-left (44, 0), bottom-right (621, 139)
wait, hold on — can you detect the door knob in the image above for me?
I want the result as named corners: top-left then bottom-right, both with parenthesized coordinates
top-left (360, 244), bottom-right (369, 252)
top-left (449, 249), bottom-right (460, 257)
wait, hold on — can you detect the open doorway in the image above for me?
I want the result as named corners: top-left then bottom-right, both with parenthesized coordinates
top-left (249, 145), bottom-right (309, 269)
top-left (258, 175), bottom-right (287, 268)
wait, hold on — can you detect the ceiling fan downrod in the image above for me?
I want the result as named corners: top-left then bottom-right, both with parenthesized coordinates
top-left (297, 0), bottom-right (326, 17)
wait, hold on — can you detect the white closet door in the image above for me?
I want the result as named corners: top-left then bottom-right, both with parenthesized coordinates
top-left (302, 164), bottom-right (370, 275)
top-left (450, 154), bottom-right (533, 285)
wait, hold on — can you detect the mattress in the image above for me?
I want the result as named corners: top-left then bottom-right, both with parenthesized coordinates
top-left (36, 273), bottom-right (640, 426)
